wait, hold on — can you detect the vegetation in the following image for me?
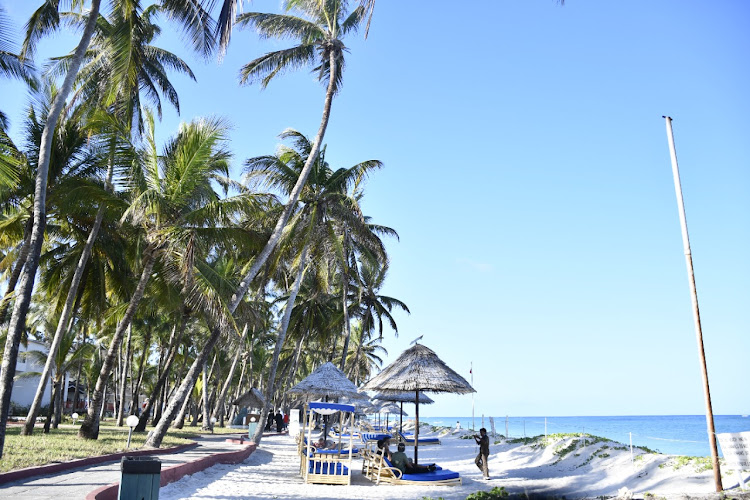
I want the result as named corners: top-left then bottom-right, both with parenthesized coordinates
top-left (0, 424), bottom-right (190, 473)
top-left (465, 487), bottom-right (510, 499)
top-left (0, 0), bottom-right (407, 464)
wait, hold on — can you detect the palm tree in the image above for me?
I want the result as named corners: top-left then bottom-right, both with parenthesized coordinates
top-left (24, 0), bottom-right (198, 435)
top-left (78, 112), bottom-right (232, 439)
top-left (348, 257), bottom-right (408, 380)
top-left (0, 0), bottom-right (215, 457)
top-left (243, 128), bottom-right (381, 443)
top-left (226, 0), bottom-right (368, 315)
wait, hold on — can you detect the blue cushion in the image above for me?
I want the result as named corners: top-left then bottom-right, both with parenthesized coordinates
top-left (401, 469), bottom-right (460, 482)
top-left (309, 462), bottom-right (349, 475)
top-left (362, 433), bottom-right (392, 442)
top-left (312, 448), bottom-right (359, 455)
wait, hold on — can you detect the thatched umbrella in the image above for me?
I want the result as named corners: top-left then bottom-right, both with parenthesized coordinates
top-left (373, 390), bottom-right (433, 432)
top-left (231, 387), bottom-right (266, 409)
top-left (287, 362), bottom-right (367, 401)
top-left (361, 343), bottom-right (475, 464)
top-left (377, 402), bottom-right (407, 430)
top-left (288, 362), bottom-right (366, 437)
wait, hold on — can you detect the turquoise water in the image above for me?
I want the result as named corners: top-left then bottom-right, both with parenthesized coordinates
top-left (422, 415), bottom-right (749, 457)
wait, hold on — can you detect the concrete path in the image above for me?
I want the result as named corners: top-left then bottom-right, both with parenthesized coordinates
top-left (0, 434), bottom-right (250, 500)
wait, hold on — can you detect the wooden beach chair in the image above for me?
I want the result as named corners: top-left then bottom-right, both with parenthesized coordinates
top-left (299, 402), bottom-right (357, 485)
top-left (369, 452), bottom-right (461, 486)
top-left (397, 430), bottom-right (441, 446)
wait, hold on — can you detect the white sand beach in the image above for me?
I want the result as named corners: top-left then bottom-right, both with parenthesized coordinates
top-left (159, 425), bottom-right (749, 499)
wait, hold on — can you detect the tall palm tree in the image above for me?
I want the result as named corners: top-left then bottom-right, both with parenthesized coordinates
top-left (348, 257), bottom-right (408, 379)
top-left (24, 0), bottom-right (198, 435)
top-left (243, 128), bottom-right (381, 443)
top-left (78, 112), bottom-right (232, 439)
top-left (227, 0), bottom-right (367, 314)
top-left (0, 0), bottom-right (215, 457)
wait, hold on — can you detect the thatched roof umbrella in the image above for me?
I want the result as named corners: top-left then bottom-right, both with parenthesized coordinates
top-left (373, 390), bottom-right (433, 432)
top-left (287, 362), bottom-right (367, 437)
top-left (377, 402), bottom-right (408, 431)
top-left (362, 343), bottom-right (475, 464)
top-left (231, 387), bottom-right (266, 409)
top-left (287, 362), bottom-right (367, 401)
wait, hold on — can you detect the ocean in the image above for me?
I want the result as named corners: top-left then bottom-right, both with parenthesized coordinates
top-left (420, 415), bottom-right (749, 457)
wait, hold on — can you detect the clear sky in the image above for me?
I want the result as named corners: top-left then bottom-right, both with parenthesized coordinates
top-left (2, 0), bottom-right (748, 418)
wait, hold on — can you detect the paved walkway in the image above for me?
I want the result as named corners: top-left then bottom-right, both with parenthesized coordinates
top-left (0, 434), bottom-right (250, 500)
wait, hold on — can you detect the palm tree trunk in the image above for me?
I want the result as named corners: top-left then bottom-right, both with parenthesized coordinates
top-left (43, 379), bottom-right (58, 434)
top-left (146, 323), bottom-right (223, 448)
top-left (116, 325), bottom-right (133, 426)
top-left (79, 245), bottom-right (156, 439)
top-left (201, 360), bottom-right (210, 430)
top-left (0, 218), bottom-right (32, 325)
top-left (229, 50), bottom-right (338, 313)
top-left (281, 331), bottom-right (306, 409)
top-left (252, 244), bottom-right (310, 445)
top-left (23, 160), bottom-right (114, 435)
top-left (212, 335), bottom-right (243, 428)
top-left (172, 383), bottom-right (192, 430)
top-left (228, 354), bottom-right (246, 424)
top-left (130, 324), bottom-right (151, 415)
top-left (339, 277), bottom-right (352, 371)
top-left (53, 373), bottom-right (64, 428)
top-left (0, 0), bottom-right (101, 459)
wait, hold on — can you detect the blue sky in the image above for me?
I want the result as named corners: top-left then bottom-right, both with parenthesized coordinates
top-left (2, 0), bottom-right (748, 418)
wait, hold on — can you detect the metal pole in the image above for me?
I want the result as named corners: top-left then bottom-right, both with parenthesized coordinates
top-left (471, 362), bottom-right (475, 432)
top-left (664, 116), bottom-right (723, 492)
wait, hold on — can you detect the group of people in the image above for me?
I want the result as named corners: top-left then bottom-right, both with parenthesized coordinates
top-left (264, 409), bottom-right (289, 433)
top-left (375, 427), bottom-right (491, 480)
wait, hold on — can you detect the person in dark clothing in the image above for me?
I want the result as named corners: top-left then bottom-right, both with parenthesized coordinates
top-left (391, 442), bottom-right (435, 474)
top-left (474, 427), bottom-right (490, 480)
top-left (265, 410), bottom-right (274, 431)
top-left (275, 410), bottom-right (284, 433)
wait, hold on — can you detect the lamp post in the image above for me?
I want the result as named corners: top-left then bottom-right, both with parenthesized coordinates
top-left (72, 412), bottom-right (79, 425)
top-left (210, 416), bottom-right (217, 434)
top-left (126, 415), bottom-right (139, 449)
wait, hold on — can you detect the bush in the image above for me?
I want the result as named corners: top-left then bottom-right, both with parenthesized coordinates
top-left (466, 487), bottom-right (509, 499)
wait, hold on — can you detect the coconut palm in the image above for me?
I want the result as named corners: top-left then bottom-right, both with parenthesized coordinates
top-left (78, 112), bottom-right (233, 439)
top-left (348, 257), bottom-right (408, 379)
top-left (0, 0), bottom-right (216, 457)
top-left (242, 128), bottom-right (381, 443)
top-left (226, 0), bottom-right (367, 315)
top-left (25, 0), bottom-right (200, 435)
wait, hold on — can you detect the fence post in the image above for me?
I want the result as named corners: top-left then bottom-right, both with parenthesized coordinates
top-left (630, 432), bottom-right (634, 466)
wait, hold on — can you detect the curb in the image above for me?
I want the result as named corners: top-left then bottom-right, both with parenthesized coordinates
top-left (85, 442), bottom-right (257, 500)
top-left (0, 441), bottom-right (198, 485)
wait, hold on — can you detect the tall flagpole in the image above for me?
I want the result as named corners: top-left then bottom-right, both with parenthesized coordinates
top-left (664, 116), bottom-right (722, 492)
top-left (471, 362), bottom-right (475, 431)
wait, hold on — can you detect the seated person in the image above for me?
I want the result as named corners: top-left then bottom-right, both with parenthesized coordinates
top-left (315, 436), bottom-right (335, 450)
top-left (375, 438), bottom-right (392, 461)
top-left (390, 442), bottom-right (436, 474)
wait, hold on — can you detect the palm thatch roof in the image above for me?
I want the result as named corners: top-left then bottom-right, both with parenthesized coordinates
top-left (361, 344), bottom-right (475, 394)
top-left (373, 391), bottom-right (435, 404)
top-left (287, 362), bottom-right (368, 400)
top-left (231, 387), bottom-right (266, 408)
top-left (378, 402), bottom-right (407, 415)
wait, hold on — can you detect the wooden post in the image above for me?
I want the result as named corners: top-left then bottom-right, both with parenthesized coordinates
top-left (664, 116), bottom-right (722, 492)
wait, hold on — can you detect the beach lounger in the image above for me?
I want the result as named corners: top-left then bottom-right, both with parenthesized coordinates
top-left (369, 453), bottom-right (461, 486)
top-left (397, 431), bottom-right (441, 446)
top-left (299, 402), bottom-right (357, 485)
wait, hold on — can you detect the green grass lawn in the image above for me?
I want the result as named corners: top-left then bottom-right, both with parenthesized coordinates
top-left (1, 421), bottom-right (245, 474)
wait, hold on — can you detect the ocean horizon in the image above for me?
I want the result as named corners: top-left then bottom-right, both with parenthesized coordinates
top-left (410, 415), bottom-right (750, 457)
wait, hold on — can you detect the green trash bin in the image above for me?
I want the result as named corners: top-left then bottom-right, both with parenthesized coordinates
top-left (118, 456), bottom-right (161, 500)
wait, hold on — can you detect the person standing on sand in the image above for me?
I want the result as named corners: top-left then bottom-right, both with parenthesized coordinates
top-left (275, 410), bottom-right (284, 433)
top-left (474, 427), bottom-right (490, 480)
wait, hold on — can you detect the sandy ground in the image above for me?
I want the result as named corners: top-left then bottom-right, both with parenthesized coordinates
top-left (159, 425), bottom-right (750, 499)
